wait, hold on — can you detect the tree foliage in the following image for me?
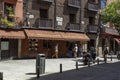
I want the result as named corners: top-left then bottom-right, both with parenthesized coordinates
top-left (101, 0), bottom-right (120, 33)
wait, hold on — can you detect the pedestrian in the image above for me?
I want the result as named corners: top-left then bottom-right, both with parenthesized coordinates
top-left (90, 47), bottom-right (96, 62)
top-left (103, 47), bottom-right (108, 62)
top-left (52, 43), bottom-right (58, 58)
top-left (74, 44), bottom-right (78, 58)
top-left (83, 51), bottom-right (91, 65)
top-left (78, 44), bottom-right (82, 57)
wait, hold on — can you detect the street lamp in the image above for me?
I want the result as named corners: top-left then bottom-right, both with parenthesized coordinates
top-left (96, 9), bottom-right (101, 56)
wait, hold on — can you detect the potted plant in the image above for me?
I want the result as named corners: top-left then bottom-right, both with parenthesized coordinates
top-left (6, 6), bottom-right (15, 18)
top-left (0, 17), bottom-right (8, 28)
top-left (7, 21), bottom-right (15, 28)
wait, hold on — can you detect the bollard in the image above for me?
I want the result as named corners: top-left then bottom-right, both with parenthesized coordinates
top-left (97, 58), bottom-right (99, 65)
top-left (60, 64), bottom-right (62, 73)
top-left (105, 57), bottom-right (107, 63)
top-left (76, 61), bottom-right (78, 70)
top-left (111, 55), bottom-right (112, 61)
top-left (88, 59), bottom-right (90, 67)
top-left (36, 66), bottom-right (40, 78)
top-left (0, 72), bottom-right (3, 80)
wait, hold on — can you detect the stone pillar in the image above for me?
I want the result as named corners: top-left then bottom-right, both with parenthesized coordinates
top-left (83, 41), bottom-right (87, 52)
top-left (18, 39), bottom-right (22, 58)
top-left (98, 38), bottom-right (103, 57)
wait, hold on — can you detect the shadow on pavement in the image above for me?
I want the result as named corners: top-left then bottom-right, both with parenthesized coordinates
top-left (27, 61), bottom-right (120, 80)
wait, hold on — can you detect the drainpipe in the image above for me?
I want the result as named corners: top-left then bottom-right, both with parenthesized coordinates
top-left (54, 0), bottom-right (56, 29)
top-left (79, 0), bottom-right (82, 31)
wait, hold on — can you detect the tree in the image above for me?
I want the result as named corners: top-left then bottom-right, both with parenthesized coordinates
top-left (101, 0), bottom-right (120, 33)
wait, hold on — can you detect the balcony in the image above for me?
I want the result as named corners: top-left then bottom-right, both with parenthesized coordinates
top-left (88, 3), bottom-right (99, 12)
top-left (37, 18), bottom-right (53, 29)
top-left (87, 25), bottom-right (98, 33)
top-left (102, 27), bottom-right (119, 35)
top-left (68, 0), bottom-right (80, 8)
top-left (66, 23), bottom-right (84, 32)
top-left (40, 0), bottom-right (54, 3)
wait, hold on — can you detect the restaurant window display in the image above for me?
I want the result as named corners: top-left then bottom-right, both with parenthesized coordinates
top-left (43, 40), bottom-right (51, 49)
top-left (1, 41), bottom-right (9, 50)
top-left (29, 39), bottom-right (38, 51)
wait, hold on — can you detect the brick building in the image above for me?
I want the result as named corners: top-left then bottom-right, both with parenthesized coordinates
top-left (0, 0), bottom-right (101, 59)
top-left (20, 0), bottom-right (100, 58)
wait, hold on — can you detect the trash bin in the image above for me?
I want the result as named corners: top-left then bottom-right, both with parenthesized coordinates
top-left (36, 54), bottom-right (46, 74)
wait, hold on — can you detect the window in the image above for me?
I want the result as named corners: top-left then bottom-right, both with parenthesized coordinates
top-left (1, 39), bottom-right (9, 50)
top-left (40, 9), bottom-right (48, 19)
top-left (4, 3), bottom-right (14, 22)
top-left (69, 14), bottom-right (76, 23)
top-left (89, 17), bottom-right (95, 25)
top-left (29, 39), bottom-right (38, 51)
top-left (43, 40), bottom-right (51, 49)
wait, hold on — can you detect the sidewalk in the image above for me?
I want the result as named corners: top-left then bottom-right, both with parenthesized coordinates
top-left (0, 57), bottom-right (119, 80)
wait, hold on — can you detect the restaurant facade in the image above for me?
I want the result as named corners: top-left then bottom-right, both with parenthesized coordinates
top-left (0, 0), bottom-right (103, 60)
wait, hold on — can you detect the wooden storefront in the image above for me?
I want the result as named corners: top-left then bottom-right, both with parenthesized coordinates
top-left (0, 29), bottom-right (25, 60)
top-left (20, 29), bottom-right (90, 58)
top-left (0, 29), bottom-right (90, 59)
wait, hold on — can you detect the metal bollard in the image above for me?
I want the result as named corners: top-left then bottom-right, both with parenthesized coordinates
top-left (76, 61), bottom-right (78, 70)
top-left (105, 57), bottom-right (107, 63)
top-left (111, 55), bottom-right (112, 61)
top-left (97, 58), bottom-right (99, 65)
top-left (60, 64), bottom-right (62, 73)
top-left (88, 59), bottom-right (90, 67)
top-left (0, 72), bottom-right (3, 80)
top-left (36, 66), bottom-right (40, 78)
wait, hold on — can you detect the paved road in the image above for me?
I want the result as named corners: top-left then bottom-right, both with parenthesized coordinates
top-left (0, 57), bottom-right (119, 80)
top-left (32, 62), bottom-right (120, 80)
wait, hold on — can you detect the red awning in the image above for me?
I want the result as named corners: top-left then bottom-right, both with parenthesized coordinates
top-left (114, 38), bottom-right (120, 44)
top-left (25, 29), bottom-right (90, 41)
top-left (0, 29), bottom-right (25, 39)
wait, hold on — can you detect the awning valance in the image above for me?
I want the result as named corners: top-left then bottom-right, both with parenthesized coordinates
top-left (25, 29), bottom-right (90, 41)
top-left (114, 38), bottom-right (120, 44)
top-left (0, 29), bottom-right (25, 39)
top-left (59, 32), bottom-right (90, 41)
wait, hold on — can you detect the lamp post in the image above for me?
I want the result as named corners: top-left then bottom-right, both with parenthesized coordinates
top-left (96, 9), bottom-right (101, 56)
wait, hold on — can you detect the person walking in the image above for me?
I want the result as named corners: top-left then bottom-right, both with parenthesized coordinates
top-left (103, 47), bottom-right (108, 62)
top-left (52, 44), bottom-right (59, 58)
top-left (74, 44), bottom-right (78, 58)
top-left (78, 44), bottom-right (82, 57)
top-left (90, 47), bottom-right (96, 63)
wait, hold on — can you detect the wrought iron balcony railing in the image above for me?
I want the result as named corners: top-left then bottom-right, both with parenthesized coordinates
top-left (87, 25), bottom-right (98, 33)
top-left (40, 0), bottom-right (54, 3)
top-left (38, 18), bottom-right (53, 29)
top-left (102, 27), bottom-right (119, 35)
top-left (88, 3), bottom-right (99, 11)
top-left (68, 0), bottom-right (80, 8)
top-left (66, 23), bottom-right (84, 32)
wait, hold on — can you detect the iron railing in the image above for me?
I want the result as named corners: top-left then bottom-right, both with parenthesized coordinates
top-left (41, 0), bottom-right (54, 3)
top-left (102, 27), bottom-right (119, 35)
top-left (88, 3), bottom-right (99, 11)
top-left (66, 23), bottom-right (84, 32)
top-left (87, 25), bottom-right (98, 33)
top-left (38, 18), bottom-right (53, 28)
top-left (68, 0), bottom-right (80, 8)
